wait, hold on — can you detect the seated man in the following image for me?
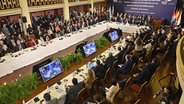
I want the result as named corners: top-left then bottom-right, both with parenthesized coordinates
top-left (104, 52), bottom-right (116, 69)
top-left (116, 55), bottom-right (133, 75)
top-left (93, 60), bottom-right (105, 80)
top-left (145, 58), bottom-right (160, 76)
top-left (116, 47), bottom-right (125, 64)
top-left (66, 78), bottom-right (84, 103)
top-left (43, 93), bottom-right (58, 104)
top-left (132, 64), bottom-right (150, 84)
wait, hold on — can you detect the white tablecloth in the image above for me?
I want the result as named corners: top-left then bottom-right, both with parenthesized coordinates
top-left (25, 23), bottom-right (144, 104)
top-left (0, 22), bottom-right (145, 78)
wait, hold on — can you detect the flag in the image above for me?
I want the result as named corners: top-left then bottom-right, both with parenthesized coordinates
top-left (171, 9), bottom-right (182, 27)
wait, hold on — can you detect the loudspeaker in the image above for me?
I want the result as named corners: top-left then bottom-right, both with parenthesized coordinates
top-left (22, 16), bottom-right (27, 23)
top-left (89, 4), bottom-right (91, 8)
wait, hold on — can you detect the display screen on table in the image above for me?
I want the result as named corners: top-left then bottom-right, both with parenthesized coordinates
top-left (89, 62), bottom-right (95, 69)
top-left (109, 31), bottom-right (119, 42)
top-left (83, 42), bottom-right (97, 57)
top-left (39, 59), bottom-right (63, 82)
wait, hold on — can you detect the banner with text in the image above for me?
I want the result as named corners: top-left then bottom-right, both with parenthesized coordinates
top-left (114, 0), bottom-right (178, 23)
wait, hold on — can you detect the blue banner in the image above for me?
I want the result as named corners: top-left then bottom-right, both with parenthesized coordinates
top-left (114, 0), bottom-right (178, 23)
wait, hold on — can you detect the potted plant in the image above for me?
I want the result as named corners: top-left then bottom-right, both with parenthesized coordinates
top-left (100, 37), bottom-right (109, 46)
top-left (74, 50), bottom-right (83, 63)
top-left (95, 39), bottom-right (103, 49)
top-left (59, 56), bottom-right (71, 69)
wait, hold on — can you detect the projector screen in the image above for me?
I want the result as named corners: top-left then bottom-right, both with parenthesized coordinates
top-left (83, 42), bottom-right (97, 57)
top-left (39, 59), bottom-right (63, 82)
top-left (109, 31), bottom-right (119, 42)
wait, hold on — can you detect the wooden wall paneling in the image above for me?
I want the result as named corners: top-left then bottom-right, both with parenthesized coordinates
top-left (56, 8), bottom-right (63, 16)
top-left (9, 15), bottom-right (20, 22)
top-left (32, 11), bottom-right (45, 17)
top-left (45, 9), bottom-right (55, 15)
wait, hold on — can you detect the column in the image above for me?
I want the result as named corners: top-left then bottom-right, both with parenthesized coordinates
top-left (19, 0), bottom-right (31, 35)
top-left (64, 0), bottom-right (70, 21)
top-left (90, 0), bottom-right (94, 13)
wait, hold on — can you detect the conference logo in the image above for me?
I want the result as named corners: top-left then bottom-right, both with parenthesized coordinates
top-left (161, 0), bottom-right (172, 5)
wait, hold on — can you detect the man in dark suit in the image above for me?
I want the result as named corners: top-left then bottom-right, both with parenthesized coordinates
top-left (93, 60), bottom-right (105, 80)
top-left (145, 58), bottom-right (159, 77)
top-left (132, 64), bottom-right (150, 84)
top-left (8, 23), bottom-right (17, 36)
top-left (15, 40), bottom-right (26, 52)
top-left (104, 52), bottom-right (116, 69)
top-left (116, 55), bottom-right (133, 75)
top-left (43, 93), bottom-right (58, 104)
top-left (66, 78), bottom-right (84, 103)
top-left (2, 24), bottom-right (10, 38)
top-left (116, 47), bottom-right (125, 64)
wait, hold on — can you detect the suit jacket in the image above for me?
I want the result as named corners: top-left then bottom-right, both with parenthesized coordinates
top-left (133, 68), bottom-right (150, 84)
top-left (118, 59), bottom-right (133, 74)
top-left (2, 27), bottom-right (10, 37)
top-left (66, 82), bottom-right (84, 102)
top-left (45, 98), bottom-right (58, 104)
top-left (93, 64), bottom-right (105, 79)
top-left (104, 56), bottom-right (116, 69)
top-left (145, 62), bottom-right (159, 77)
top-left (1, 48), bottom-right (11, 56)
top-left (116, 50), bottom-right (125, 64)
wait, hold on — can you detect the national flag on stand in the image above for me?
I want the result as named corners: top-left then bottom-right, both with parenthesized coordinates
top-left (171, 9), bottom-right (182, 27)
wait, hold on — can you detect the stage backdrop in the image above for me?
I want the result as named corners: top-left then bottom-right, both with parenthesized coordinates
top-left (114, 0), bottom-right (178, 24)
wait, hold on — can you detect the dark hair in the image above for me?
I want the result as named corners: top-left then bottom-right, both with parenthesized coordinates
top-left (96, 60), bottom-right (101, 65)
top-left (135, 37), bottom-right (142, 46)
top-left (94, 95), bottom-right (102, 102)
top-left (111, 78), bottom-right (117, 86)
top-left (138, 64), bottom-right (143, 69)
top-left (118, 47), bottom-right (121, 51)
top-left (126, 55), bottom-right (131, 60)
top-left (72, 78), bottom-right (78, 85)
top-left (43, 93), bottom-right (51, 101)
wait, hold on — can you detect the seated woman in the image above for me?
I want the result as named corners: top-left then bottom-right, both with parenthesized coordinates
top-left (83, 69), bottom-right (95, 89)
top-left (153, 85), bottom-right (175, 104)
top-left (1, 45), bottom-right (12, 56)
top-left (38, 36), bottom-right (46, 46)
top-left (27, 37), bottom-right (37, 47)
top-left (134, 37), bottom-right (144, 52)
top-left (106, 79), bottom-right (120, 103)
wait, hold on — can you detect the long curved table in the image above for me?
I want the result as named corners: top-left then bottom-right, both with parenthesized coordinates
top-left (25, 23), bottom-right (145, 104)
top-left (0, 22), bottom-right (145, 78)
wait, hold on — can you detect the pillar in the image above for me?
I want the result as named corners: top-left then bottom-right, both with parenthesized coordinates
top-left (64, 0), bottom-right (70, 21)
top-left (90, 0), bottom-right (94, 13)
top-left (19, 0), bottom-right (32, 35)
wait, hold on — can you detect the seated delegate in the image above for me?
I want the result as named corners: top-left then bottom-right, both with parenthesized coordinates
top-left (42, 93), bottom-right (58, 104)
top-left (66, 78), bottom-right (84, 103)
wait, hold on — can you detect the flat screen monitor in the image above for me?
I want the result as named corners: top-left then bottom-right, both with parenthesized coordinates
top-left (83, 42), bottom-right (97, 57)
top-left (89, 62), bottom-right (95, 69)
top-left (39, 59), bottom-right (63, 82)
top-left (109, 31), bottom-right (119, 42)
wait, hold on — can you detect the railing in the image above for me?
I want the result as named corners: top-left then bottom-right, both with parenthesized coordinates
top-left (176, 36), bottom-right (184, 98)
top-left (27, 0), bottom-right (64, 6)
top-left (180, 38), bottom-right (184, 64)
top-left (0, 0), bottom-right (20, 10)
top-left (68, 0), bottom-right (89, 2)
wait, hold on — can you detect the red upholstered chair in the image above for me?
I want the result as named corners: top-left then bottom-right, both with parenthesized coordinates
top-left (129, 81), bottom-right (148, 96)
